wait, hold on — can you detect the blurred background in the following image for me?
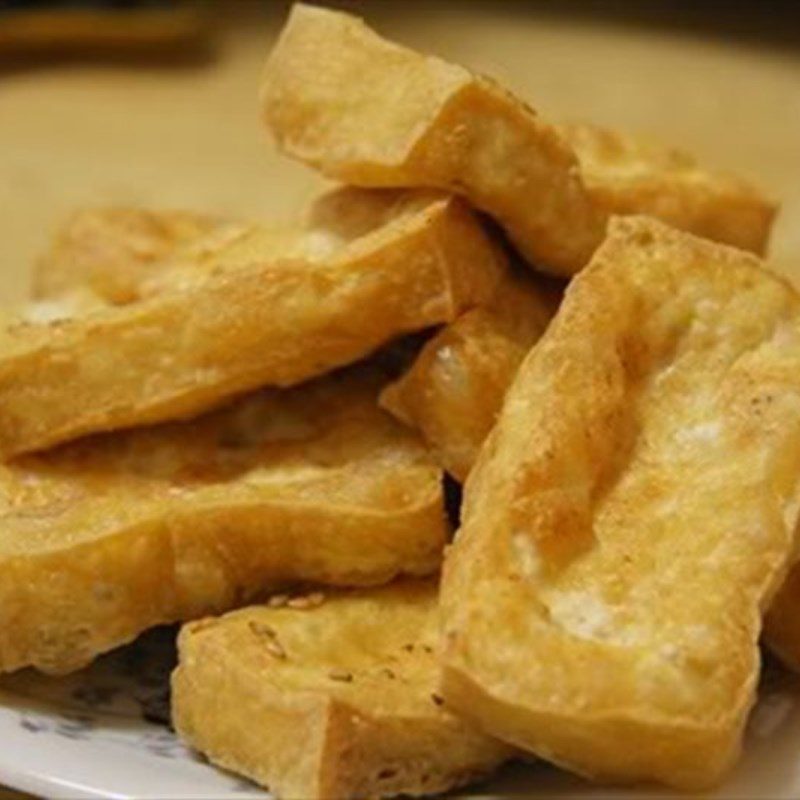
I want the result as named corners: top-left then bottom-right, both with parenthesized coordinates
top-left (0, 0), bottom-right (798, 303)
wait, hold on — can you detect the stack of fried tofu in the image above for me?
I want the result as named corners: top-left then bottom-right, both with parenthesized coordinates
top-left (3, 4), bottom-right (800, 798)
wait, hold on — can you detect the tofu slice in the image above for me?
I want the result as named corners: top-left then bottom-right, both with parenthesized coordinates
top-left (0, 190), bottom-right (502, 457)
top-left (561, 122), bottom-right (776, 256)
top-left (261, 3), bottom-right (605, 276)
top-left (173, 580), bottom-right (512, 800)
top-left (261, 5), bottom-right (775, 275)
top-left (33, 207), bottom-right (224, 305)
top-left (0, 366), bottom-right (447, 675)
top-left (441, 216), bottom-right (800, 790)
top-left (380, 272), bottom-right (556, 481)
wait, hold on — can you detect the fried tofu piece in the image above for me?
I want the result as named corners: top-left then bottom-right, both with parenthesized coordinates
top-left (173, 580), bottom-right (512, 800)
top-left (0, 190), bottom-right (502, 457)
top-left (380, 273), bottom-right (555, 481)
top-left (440, 217), bottom-right (800, 790)
top-left (261, 4), bottom-right (606, 276)
top-left (0, 366), bottom-right (448, 675)
top-left (33, 207), bottom-right (224, 305)
top-left (261, 6), bottom-right (776, 276)
top-left (561, 123), bottom-right (776, 256)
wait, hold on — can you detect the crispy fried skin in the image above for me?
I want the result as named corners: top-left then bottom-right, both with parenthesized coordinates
top-left (0, 367), bottom-right (447, 675)
top-left (441, 217), bottom-right (800, 790)
top-left (561, 123), bottom-right (776, 255)
top-left (173, 581), bottom-right (512, 800)
top-left (0, 191), bottom-right (502, 457)
top-left (261, 6), bottom-right (776, 275)
top-left (261, 4), bottom-right (605, 276)
top-left (380, 273), bottom-right (555, 481)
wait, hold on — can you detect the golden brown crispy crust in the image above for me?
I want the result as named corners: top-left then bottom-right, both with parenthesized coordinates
top-left (440, 216), bottom-right (800, 790)
top-left (261, 4), bottom-right (606, 276)
top-left (0, 367), bottom-right (448, 675)
top-left (261, 6), bottom-right (777, 276)
top-left (380, 273), bottom-right (555, 481)
top-left (0, 190), bottom-right (502, 457)
top-left (560, 122), bottom-right (776, 255)
top-left (33, 208), bottom-right (224, 305)
top-left (173, 581), bottom-right (512, 800)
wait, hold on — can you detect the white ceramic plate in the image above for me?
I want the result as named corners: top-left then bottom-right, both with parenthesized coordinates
top-left (1, 628), bottom-right (799, 799)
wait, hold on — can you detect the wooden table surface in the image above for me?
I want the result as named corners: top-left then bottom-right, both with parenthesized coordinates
top-left (0, 1), bottom-right (798, 306)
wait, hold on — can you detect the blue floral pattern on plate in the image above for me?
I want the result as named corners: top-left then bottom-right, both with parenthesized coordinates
top-left (0, 627), bottom-right (262, 796)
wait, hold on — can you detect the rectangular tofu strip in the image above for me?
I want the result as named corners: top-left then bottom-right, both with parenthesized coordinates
top-left (441, 216), bottom-right (800, 790)
top-left (380, 272), bottom-right (556, 482)
top-left (173, 580), bottom-right (512, 800)
top-left (0, 190), bottom-right (502, 456)
top-left (261, 5), bottom-right (775, 275)
top-left (0, 366), bottom-right (447, 675)
top-left (261, 4), bottom-right (605, 275)
top-left (560, 123), bottom-right (776, 256)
